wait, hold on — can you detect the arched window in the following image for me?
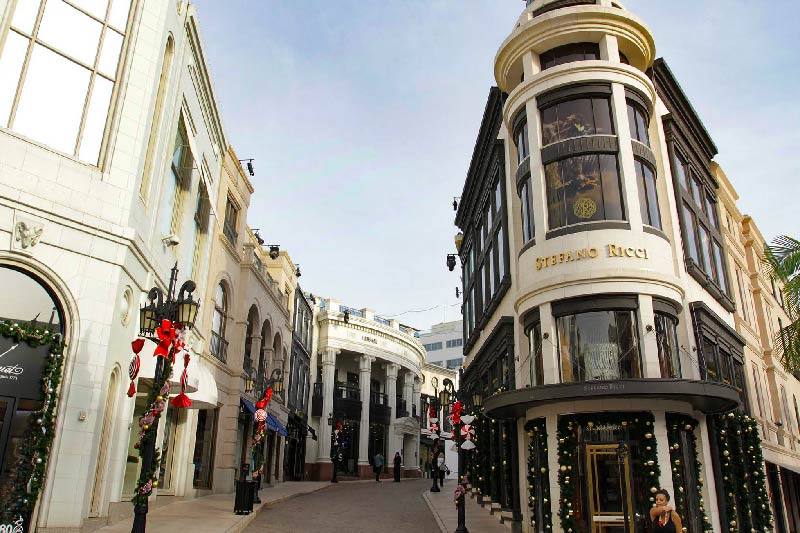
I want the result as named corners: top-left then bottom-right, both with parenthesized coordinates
top-left (210, 282), bottom-right (228, 362)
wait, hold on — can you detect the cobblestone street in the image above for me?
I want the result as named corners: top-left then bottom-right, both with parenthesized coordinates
top-left (243, 479), bottom-right (440, 532)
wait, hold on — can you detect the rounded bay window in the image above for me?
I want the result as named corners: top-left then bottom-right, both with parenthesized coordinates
top-left (553, 296), bottom-right (641, 383)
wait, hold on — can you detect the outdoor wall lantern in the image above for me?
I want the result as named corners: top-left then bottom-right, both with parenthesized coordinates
top-left (268, 244), bottom-right (280, 260)
top-left (446, 254), bottom-right (457, 271)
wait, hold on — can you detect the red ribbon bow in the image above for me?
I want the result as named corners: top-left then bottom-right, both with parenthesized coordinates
top-left (255, 388), bottom-right (273, 410)
top-left (452, 401), bottom-right (462, 425)
top-left (154, 320), bottom-right (175, 358)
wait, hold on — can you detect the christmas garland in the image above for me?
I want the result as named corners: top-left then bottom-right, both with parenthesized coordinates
top-left (557, 412), bottom-right (660, 532)
top-left (525, 418), bottom-right (552, 531)
top-left (0, 320), bottom-right (65, 528)
top-left (712, 411), bottom-right (771, 532)
top-left (665, 413), bottom-right (713, 532)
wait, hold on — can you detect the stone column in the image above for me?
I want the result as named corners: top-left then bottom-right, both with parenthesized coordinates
top-left (358, 355), bottom-right (374, 468)
top-left (385, 363), bottom-right (399, 455)
top-left (318, 349), bottom-right (338, 463)
top-left (412, 379), bottom-right (421, 420)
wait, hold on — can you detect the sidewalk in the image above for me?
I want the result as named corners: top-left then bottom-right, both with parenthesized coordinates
top-left (95, 482), bottom-right (330, 533)
top-left (423, 483), bottom-right (510, 533)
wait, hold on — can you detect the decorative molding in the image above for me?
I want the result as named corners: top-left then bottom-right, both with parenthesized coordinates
top-left (630, 139), bottom-right (657, 168)
top-left (515, 155), bottom-right (531, 187)
top-left (13, 221), bottom-right (44, 250)
top-left (540, 135), bottom-right (618, 165)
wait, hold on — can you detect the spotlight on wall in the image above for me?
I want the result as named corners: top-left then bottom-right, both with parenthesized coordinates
top-left (453, 197), bottom-right (460, 211)
top-left (251, 229), bottom-right (265, 245)
top-left (295, 264), bottom-right (301, 278)
top-left (446, 254), bottom-right (457, 272)
top-left (267, 244), bottom-right (280, 260)
top-left (455, 287), bottom-right (460, 298)
top-left (238, 158), bottom-right (255, 177)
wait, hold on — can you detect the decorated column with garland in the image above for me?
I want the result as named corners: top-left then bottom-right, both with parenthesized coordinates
top-left (524, 418), bottom-right (553, 532)
top-left (665, 413), bottom-right (713, 532)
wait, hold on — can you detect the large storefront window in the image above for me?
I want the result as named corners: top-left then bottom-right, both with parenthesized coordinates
top-left (193, 408), bottom-right (218, 489)
top-left (545, 154), bottom-right (624, 229)
top-left (541, 96), bottom-right (613, 145)
top-left (556, 306), bottom-right (641, 383)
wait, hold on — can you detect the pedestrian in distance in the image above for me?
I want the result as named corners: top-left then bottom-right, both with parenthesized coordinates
top-left (439, 460), bottom-right (448, 486)
top-left (649, 489), bottom-right (682, 532)
top-left (373, 451), bottom-right (384, 482)
top-left (393, 450), bottom-right (402, 482)
top-left (424, 460), bottom-right (430, 478)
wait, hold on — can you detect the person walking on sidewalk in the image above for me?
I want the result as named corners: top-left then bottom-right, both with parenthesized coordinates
top-left (438, 459), bottom-right (449, 486)
top-left (373, 451), bottom-right (384, 482)
top-left (393, 451), bottom-right (402, 482)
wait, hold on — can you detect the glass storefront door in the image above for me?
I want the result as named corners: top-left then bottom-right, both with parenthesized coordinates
top-left (586, 444), bottom-right (634, 533)
top-left (157, 408), bottom-right (179, 492)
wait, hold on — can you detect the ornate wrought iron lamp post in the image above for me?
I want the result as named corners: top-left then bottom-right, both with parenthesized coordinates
top-left (429, 377), bottom-right (442, 492)
top-left (133, 264), bottom-right (200, 533)
top-left (253, 368), bottom-right (283, 503)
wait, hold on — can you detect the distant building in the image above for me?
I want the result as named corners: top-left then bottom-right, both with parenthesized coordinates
top-left (419, 320), bottom-right (464, 369)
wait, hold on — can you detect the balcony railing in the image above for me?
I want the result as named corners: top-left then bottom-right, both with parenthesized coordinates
top-left (370, 391), bottom-right (388, 406)
top-left (335, 382), bottom-right (360, 401)
top-left (223, 221), bottom-right (238, 244)
top-left (210, 331), bottom-right (228, 363)
top-left (396, 396), bottom-right (408, 418)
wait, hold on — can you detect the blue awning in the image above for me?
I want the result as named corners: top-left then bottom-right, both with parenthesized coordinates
top-left (240, 397), bottom-right (255, 414)
top-left (266, 413), bottom-right (288, 436)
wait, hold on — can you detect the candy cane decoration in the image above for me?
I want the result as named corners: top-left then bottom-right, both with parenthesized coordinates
top-left (127, 339), bottom-right (145, 397)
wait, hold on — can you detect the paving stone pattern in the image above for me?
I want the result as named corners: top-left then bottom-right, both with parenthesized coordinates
top-left (244, 479), bottom-right (440, 532)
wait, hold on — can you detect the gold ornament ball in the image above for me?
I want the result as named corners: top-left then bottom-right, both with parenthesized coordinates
top-left (645, 433), bottom-right (653, 439)
top-left (157, 395), bottom-right (164, 402)
top-left (650, 487), bottom-right (658, 493)
top-left (153, 481), bottom-right (159, 487)
top-left (143, 424), bottom-right (150, 430)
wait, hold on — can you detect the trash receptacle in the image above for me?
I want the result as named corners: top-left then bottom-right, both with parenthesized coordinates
top-left (234, 480), bottom-right (256, 515)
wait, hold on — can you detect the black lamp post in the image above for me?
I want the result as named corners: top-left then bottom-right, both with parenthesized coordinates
top-left (429, 377), bottom-right (442, 493)
top-left (133, 264), bottom-right (199, 533)
top-left (253, 368), bottom-right (283, 503)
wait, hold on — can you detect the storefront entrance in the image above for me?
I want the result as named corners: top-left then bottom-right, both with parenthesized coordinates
top-left (335, 420), bottom-right (359, 476)
top-left (586, 444), bottom-right (634, 532)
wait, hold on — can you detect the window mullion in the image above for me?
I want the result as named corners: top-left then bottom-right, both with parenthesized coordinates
top-left (75, 2), bottom-right (110, 156)
top-left (7, 1), bottom-right (47, 129)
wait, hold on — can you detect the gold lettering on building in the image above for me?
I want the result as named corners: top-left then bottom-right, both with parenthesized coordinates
top-left (535, 245), bottom-right (648, 271)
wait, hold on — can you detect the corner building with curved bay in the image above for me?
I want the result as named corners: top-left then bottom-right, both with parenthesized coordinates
top-left (457, 1), bottom-right (776, 531)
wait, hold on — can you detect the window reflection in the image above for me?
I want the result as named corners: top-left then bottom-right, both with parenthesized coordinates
top-left (545, 154), bottom-right (624, 229)
top-left (635, 160), bottom-right (661, 229)
top-left (516, 121), bottom-right (529, 163)
top-left (655, 313), bottom-right (681, 378)
top-left (527, 321), bottom-right (544, 386)
top-left (557, 310), bottom-right (641, 382)
top-left (540, 42), bottom-right (600, 71)
top-left (541, 97), bottom-right (613, 146)
top-left (626, 101), bottom-right (650, 146)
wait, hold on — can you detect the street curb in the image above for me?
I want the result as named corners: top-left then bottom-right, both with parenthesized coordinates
top-left (226, 484), bottom-right (333, 532)
top-left (422, 492), bottom-right (448, 533)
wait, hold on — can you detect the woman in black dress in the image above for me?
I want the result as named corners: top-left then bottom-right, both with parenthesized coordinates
top-left (649, 489), bottom-right (682, 533)
top-left (393, 451), bottom-right (402, 482)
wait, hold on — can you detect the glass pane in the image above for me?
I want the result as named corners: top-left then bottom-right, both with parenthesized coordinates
top-left (705, 193), bottom-right (718, 229)
top-left (541, 105), bottom-right (557, 145)
top-left (635, 107), bottom-right (649, 145)
top-left (494, 179), bottom-right (502, 215)
top-left (557, 310), bottom-right (640, 382)
top-left (546, 161), bottom-right (566, 228)
top-left (71, 0), bottom-right (109, 19)
top-left (643, 163), bottom-right (661, 229)
top-left (496, 226), bottom-right (505, 279)
top-left (108, 0), bottom-right (132, 31)
top-left (690, 173), bottom-right (703, 206)
top-left (521, 181), bottom-right (532, 242)
top-left (14, 44), bottom-right (90, 155)
top-left (698, 224), bottom-right (714, 279)
top-left (11, 0), bottom-right (41, 34)
top-left (0, 31), bottom-right (28, 126)
top-left (564, 155), bottom-right (603, 225)
top-left (599, 154), bottom-right (623, 221)
top-left (713, 241), bottom-right (728, 294)
top-left (682, 204), bottom-right (699, 263)
top-left (592, 98), bottom-right (613, 136)
top-left (78, 75), bottom-right (112, 164)
top-left (517, 122), bottom-right (529, 162)
top-left (98, 29), bottom-right (123, 77)
top-left (38, 0), bottom-right (103, 66)
top-left (703, 338), bottom-right (719, 381)
top-left (529, 322), bottom-right (543, 386)
top-left (627, 103), bottom-right (637, 143)
top-left (673, 155), bottom-right (688, 191)
top-left (556, 98), bottom-right (595, 140)
top-left (655, 313), bottom-right (680, 378)
top-left (554, 42), bottom-right (585, 67)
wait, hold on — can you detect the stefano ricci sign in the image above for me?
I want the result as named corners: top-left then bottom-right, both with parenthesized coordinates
top-left (0, 334), bottom-right (48, 401)
top-left (0, 515), bottom-right (24, 533)
top-left (535, 244), bottom-right (650, 271)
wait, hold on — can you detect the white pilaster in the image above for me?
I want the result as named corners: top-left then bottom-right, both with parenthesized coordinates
top-left (385, 363), bottom-right (399, 454)
top-left (358, 355), bottom-right (373, 465)
top-left (611, 82), bottom-right (644, 228)
top-left (540, 302), bottom-right (560, 384)
top-left (403, 370), bottom-right (414, 416)
top-left (639, 295), bottom-right (662, 378)
top-left (318, 348), bottom-right (338, 462)
top-left (654, 411), bottom-right (675, 499)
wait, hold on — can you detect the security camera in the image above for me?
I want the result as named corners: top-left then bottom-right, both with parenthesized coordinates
top-left (162, 234), bottom-right (180, 247)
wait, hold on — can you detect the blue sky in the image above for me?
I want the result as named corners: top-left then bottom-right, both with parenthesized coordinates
top-left (192, 0), bottom-right (798, 331)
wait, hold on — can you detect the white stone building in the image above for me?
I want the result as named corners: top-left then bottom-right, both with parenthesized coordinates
top-left (419, 320), bottom-right (464, 369)
top-left (0, 0), bottom-right (249, 529)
